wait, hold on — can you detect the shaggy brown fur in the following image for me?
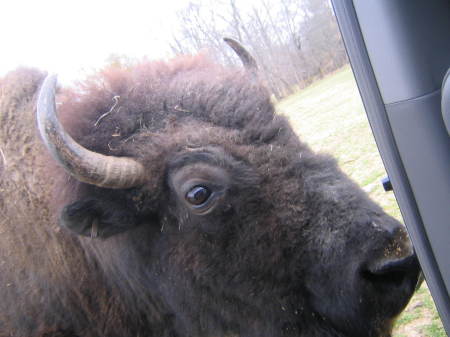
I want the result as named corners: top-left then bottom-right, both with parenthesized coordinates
top-left (0, 56), bottom-right (419, 337)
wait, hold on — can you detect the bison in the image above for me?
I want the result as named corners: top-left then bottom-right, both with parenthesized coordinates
top-left (0, 39), bottom-right (420, 337)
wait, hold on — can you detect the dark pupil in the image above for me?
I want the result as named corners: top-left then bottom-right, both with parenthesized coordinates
top-left (186, 186), bottom-right (211, 205)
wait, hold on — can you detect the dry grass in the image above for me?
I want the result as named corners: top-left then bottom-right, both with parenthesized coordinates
top-left (276, 65), bottom-right (446, 337)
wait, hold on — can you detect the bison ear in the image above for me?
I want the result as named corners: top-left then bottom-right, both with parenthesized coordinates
top-left (60, 198), bottom-right (142, 238)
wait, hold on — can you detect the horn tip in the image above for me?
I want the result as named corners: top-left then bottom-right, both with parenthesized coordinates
top-left (38, 73), bottom-right (58, 101)
top-left (44, 73), bottom-right (58, 87)
top-left (223, 37), bottom-right (238, 47)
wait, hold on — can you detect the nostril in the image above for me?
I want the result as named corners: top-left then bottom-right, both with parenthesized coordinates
top-left (361, 254), bottom-right (420, 289)
top-left (369, 254), bottom-right (418, 274)
top-left (362, 267), bottom-right (407, 288)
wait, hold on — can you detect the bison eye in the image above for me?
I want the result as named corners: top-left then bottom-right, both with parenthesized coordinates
top-left (185, 186), bottom-right (212, 206)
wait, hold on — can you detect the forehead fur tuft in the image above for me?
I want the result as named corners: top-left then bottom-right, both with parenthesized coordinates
top-left (58, 54), bottom-right (276, 156)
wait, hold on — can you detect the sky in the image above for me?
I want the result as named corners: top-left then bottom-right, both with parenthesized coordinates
top-left (1, 0), bottom-right (189, 83)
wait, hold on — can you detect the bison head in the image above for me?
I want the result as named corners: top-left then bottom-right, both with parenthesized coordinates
top-left (37, 40), bottom-right (420, 337)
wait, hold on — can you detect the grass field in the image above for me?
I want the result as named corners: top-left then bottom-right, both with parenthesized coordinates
top-left (276, 65), bottom-right (446, 337)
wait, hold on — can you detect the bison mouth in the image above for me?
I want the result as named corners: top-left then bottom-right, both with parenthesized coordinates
top-left (301, 253), bottom-right (421, 337)
top-left (356, 254), bottom-right (421, 336)
top-left (361, 254), bottom-right (421, 307)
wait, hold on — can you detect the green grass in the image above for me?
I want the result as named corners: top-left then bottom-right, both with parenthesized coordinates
top-left (424, 322), bottom-right (448, 337)
top-left (396, 310), bottom-right (421, 326)
top-left (276, 65), bottom-right (446, 337)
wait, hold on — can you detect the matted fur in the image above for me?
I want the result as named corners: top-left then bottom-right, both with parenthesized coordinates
top-left (0, 56), bottom-right (418, 337)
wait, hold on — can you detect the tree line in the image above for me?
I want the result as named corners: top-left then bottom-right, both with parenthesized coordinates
top-left (168, 0), bottom-right (348, 98)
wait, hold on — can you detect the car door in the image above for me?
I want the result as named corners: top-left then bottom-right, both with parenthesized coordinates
top-left (331, 0), bottom-right (450, 334)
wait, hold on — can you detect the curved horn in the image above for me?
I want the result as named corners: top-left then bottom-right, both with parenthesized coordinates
top-left (37, 74), bottom-right (146, 189)
top-left (224, 37), bottom-right (258, 71)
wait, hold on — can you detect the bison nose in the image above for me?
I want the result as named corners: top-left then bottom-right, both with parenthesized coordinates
top-left (361, 253), bottom-right (421, 291)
